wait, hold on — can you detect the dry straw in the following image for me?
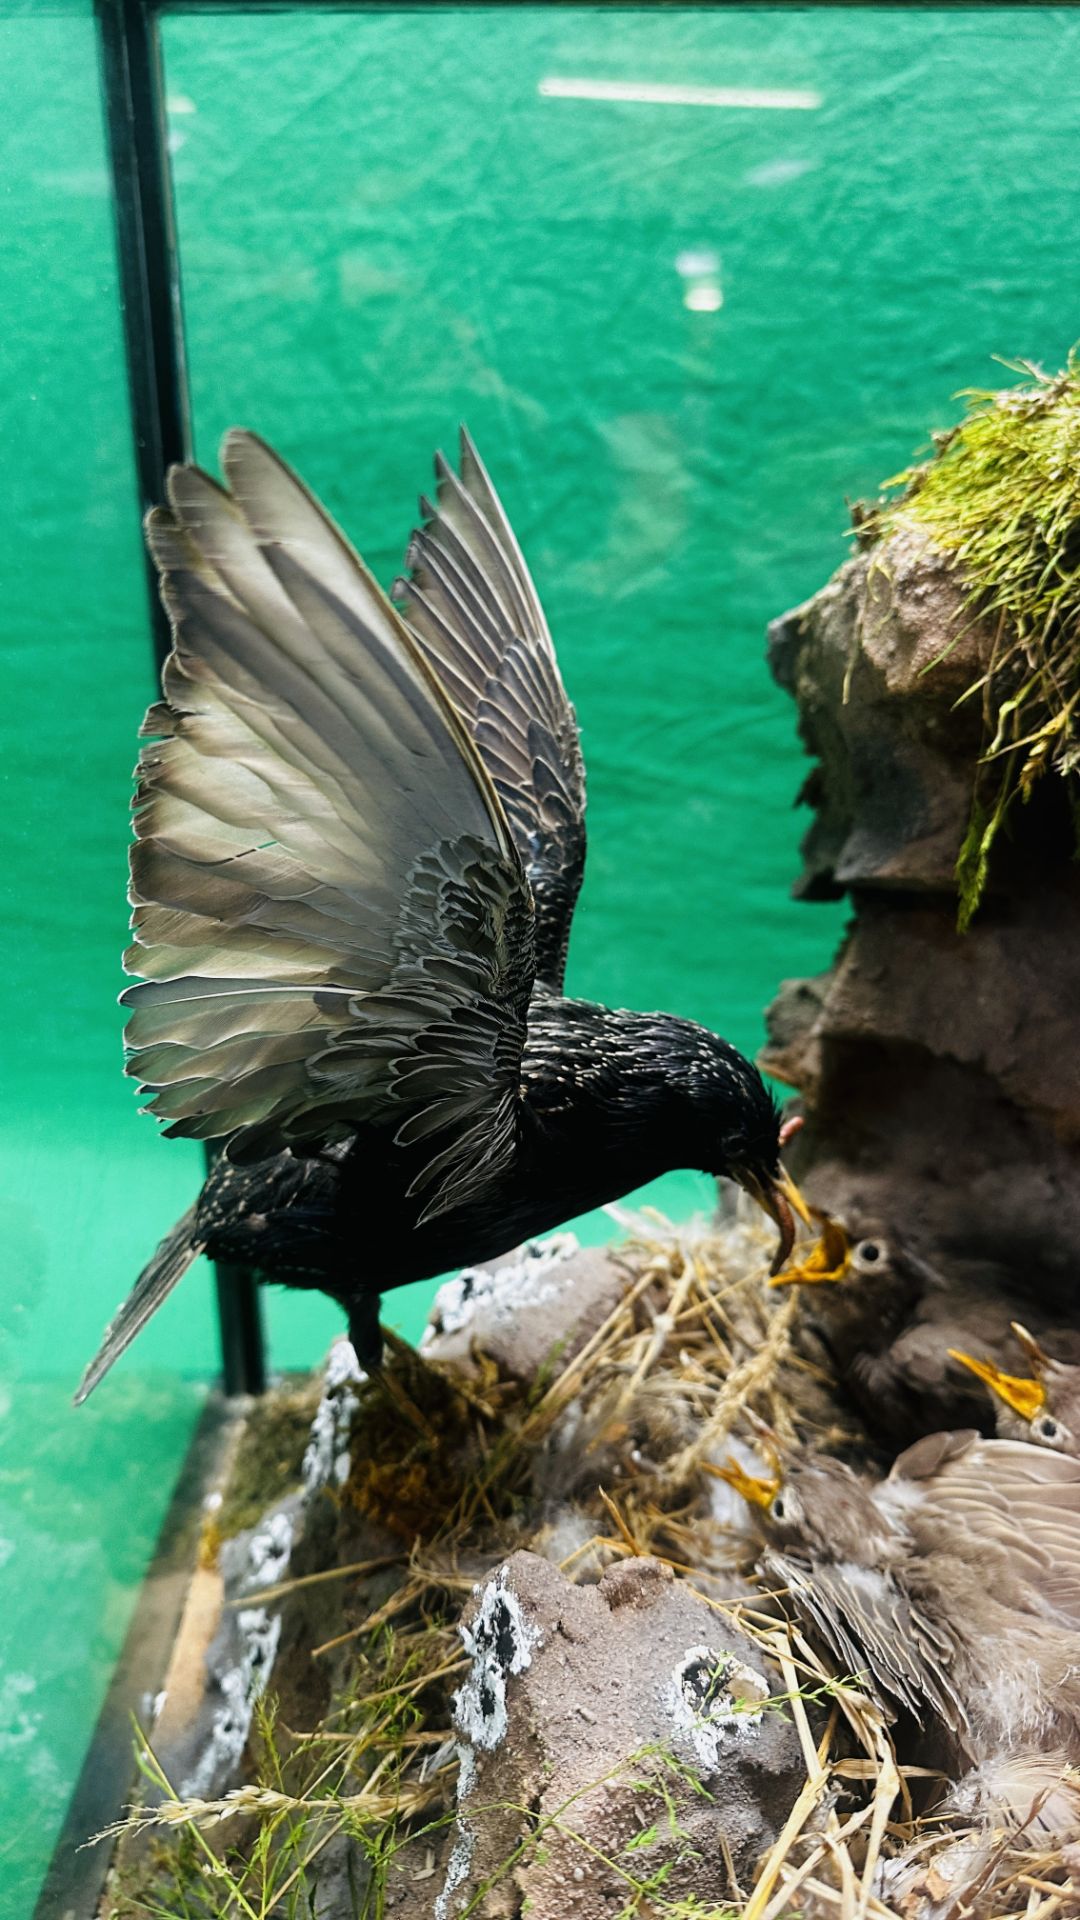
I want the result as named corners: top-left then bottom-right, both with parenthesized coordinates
top-left (104, 1212), bottom-right (1080, 1919)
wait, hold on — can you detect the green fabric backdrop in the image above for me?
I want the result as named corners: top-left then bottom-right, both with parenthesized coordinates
top-left (4, 5), bottom-right (1080, 1908)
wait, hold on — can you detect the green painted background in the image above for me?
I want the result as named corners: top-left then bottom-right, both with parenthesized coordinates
top-left (4, 6), bottom-right (1080, 1908)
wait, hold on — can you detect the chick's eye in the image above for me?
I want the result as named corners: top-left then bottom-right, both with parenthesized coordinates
top-left (1035, 1416), bottom-right (1061, 1442)
top-left (856, 1241), bottom-right (882, 1265)
top-left (770, 1494), bottom-right (787, 1522)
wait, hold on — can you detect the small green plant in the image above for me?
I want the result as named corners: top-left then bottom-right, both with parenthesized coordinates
top-left (105, 1622), bottom-right (463, 1920)
top-left (652, 1904), bottom-right (739, 1920)
top-left (865, 352), bottom-right (1080, 927)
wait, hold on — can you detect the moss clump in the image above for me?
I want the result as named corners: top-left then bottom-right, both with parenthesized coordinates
top-left (214, 1379), bottom-right (321, 1542)
top-left (867, 353), bottom-right (1080, 926)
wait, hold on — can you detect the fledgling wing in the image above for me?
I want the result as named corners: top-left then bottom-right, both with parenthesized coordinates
top-left (122, 431), bottom-right (535, 1223)
top-left (763, 1549), bottom-right (970, 1738)
top-left (394, 430), bottom-right (586, 990)
top-left (894, 1433), bottom-right (1080, 1628)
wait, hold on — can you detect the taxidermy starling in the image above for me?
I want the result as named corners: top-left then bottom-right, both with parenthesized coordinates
top-left (721, 1432), bottom-right (1080, 1803)
top-left (952, 1323), bottom-right (1080, 1453)
top-left (77, 430), bottom-right (800, 1403)
top-left (774, 1215), bottom-right (1068, 1445)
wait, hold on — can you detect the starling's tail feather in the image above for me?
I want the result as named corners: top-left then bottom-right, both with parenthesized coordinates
top-left (74, 1205), bottom-right (204, 1405)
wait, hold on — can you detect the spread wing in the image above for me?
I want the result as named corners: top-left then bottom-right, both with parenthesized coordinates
top-left (122, 430), bottom-right (535, 1223)
top-left (893, 1433), bottom-right (1080, 1628)
top-left (762, 1549), bottom-right (970, 1738)
top-left (393, 429), bottom-right (586, 989)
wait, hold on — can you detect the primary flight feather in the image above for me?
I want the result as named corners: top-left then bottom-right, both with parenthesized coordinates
top-left (78, 429), bottom-right (797, 1403)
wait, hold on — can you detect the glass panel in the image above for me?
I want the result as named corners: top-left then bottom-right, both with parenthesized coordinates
top-left (0, 4), bottom-right (210, 1906)
top-left (8, 9), bottom-right (1080, 1904)
top-left (163, 3), bottom-right (1080, 1365)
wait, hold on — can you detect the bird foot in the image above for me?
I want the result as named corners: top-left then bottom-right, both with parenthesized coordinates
top-left (376, 1356), bottom-right (441, 1445)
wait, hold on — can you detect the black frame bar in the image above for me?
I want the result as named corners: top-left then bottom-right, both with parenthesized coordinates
top-left (96, 0), bottom-right (266, 1399)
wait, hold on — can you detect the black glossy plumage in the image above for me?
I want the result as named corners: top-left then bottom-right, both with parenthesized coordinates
top-left (77, 431), bottom-right (790, 1403)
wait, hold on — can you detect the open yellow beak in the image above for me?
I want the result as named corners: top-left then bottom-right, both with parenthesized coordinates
top-left (769, 1211), bottom-right (852, 1289)
top-left (712, 1456), bottom-right (781, 1508)
top-left (1010, 1322), bottom-right (1051, 1372)
top-left (738, 1165), bottom-right (814, 1277)
top-left (948, 1348), bottom-right (1046, 1421)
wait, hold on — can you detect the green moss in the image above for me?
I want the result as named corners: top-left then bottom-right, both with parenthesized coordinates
top-left (213, 1380), bottom-right (321, 1544)
top-left (866, 352), bottom-right (1080, 926)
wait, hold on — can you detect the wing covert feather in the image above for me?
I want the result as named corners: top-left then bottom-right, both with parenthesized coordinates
top-left (763, 1550), bottom-right (969, 1736)
top-left (893, 1435), bottom-right (1080, 1628)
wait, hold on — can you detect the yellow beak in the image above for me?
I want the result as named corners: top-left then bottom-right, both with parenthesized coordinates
top-left (769, 1212), bottom-right (852, 1289)
top-left (737, 1165), bottom-right (814, 1277)
top-left (1010, 1322), bottom-right (1051, 1371)
top-left (711, 1456), bottom-right (781, 1508)
top-left (948, 1348), bottom-right (1047, 1421)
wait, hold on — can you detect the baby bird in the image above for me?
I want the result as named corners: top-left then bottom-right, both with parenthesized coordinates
top-left (721, 1431), bottom-right (1080, 1785)
top-left (775, 1216), bottom-right (1066, 1446)
top-left (951, 1323), bottom-right (1080, 1454)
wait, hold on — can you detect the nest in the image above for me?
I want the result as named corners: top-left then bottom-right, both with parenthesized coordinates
top-left (103, 1212), bottom-right (1080, 1920)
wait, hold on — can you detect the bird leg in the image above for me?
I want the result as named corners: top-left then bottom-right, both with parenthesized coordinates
top-left (344, 1304), bottom-right (442, 1445)
top-left (347, 1295), bottom-right (387, 1374)
top-left (378, 1366), bottom-right (441, 1446)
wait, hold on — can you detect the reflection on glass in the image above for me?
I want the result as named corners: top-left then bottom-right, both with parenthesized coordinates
top-left (676, 249), bottom-right (723, 312)
top-left (538, 78), bottom-right (822, 110)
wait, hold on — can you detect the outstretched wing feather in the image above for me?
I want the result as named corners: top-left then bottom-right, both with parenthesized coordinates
top-left (123, 431), bottom-right (535, 1217)
top-left (395, 430), bottom-right (586, 988)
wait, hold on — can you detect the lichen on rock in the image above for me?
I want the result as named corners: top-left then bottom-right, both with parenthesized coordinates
top-left (303, 1336), bottom-right (366, 1494)
top-left (453, 1564), bottom-right (542, 1757)
top-left (438, 1551), bottom-right (805, 1919)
